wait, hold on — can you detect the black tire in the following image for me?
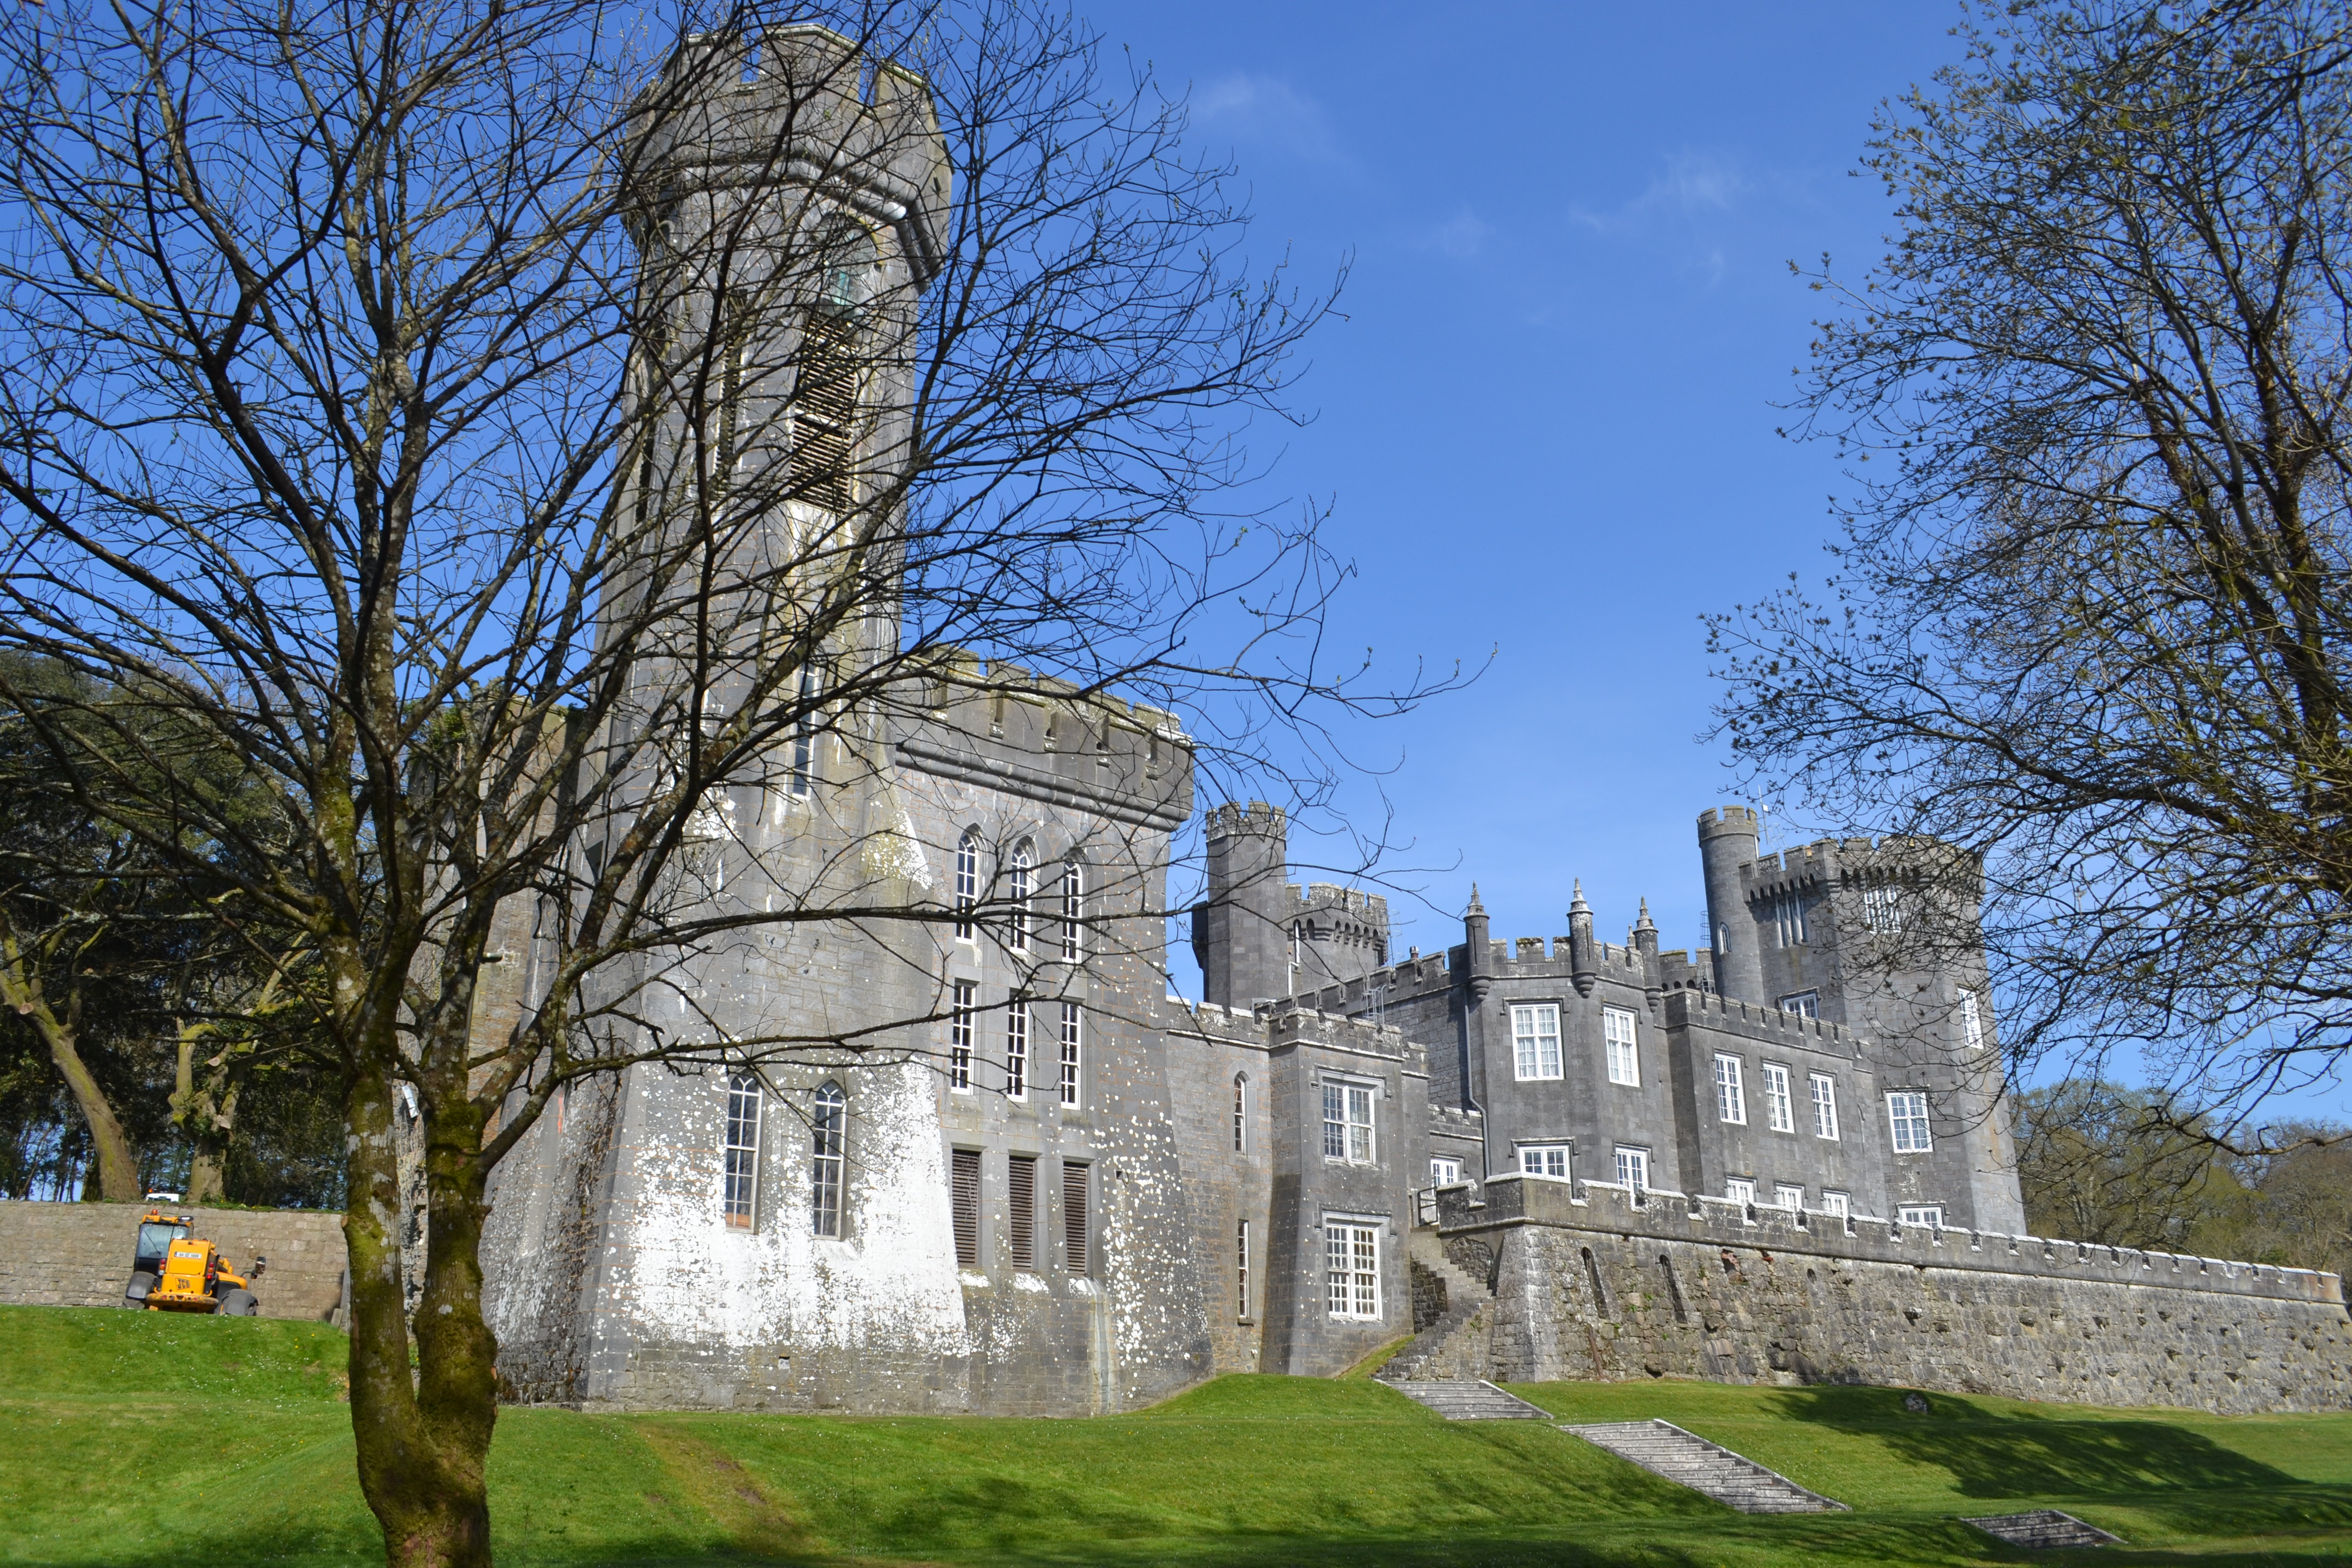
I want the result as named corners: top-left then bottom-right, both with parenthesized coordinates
top-left (214, 1288), bottom-right (258, 1317)
top-left (123, 1270), bottom-right (157, 1309)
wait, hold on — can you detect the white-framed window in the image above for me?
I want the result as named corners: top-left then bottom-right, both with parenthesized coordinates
top-left (1899, 1204), bottom-right (1945, 1230)
top-left (1770, 887), bottom-right (1811, 947)
top-left (1430, 1156), bottom-right (1462, 1185)
top-left (1007, 842), bottom-right (1034, 952)
top-left (1821, 1190), bottom-right (1850, 1221)
top-left (1863, 884), bottom-right (1906, 933)
top-left (948, 980), bottom-right (976, 1092)
top-left (1779, 990), bottom-right (1819, 1019)
top-left (1518, 1144), bottom-right (1570, 1180)
top-left (953, 831), bottom-right (979, 941)
top-left (811, 1082), bottom-right (845, 1237)
top-left (1761, 1063), bottom-right (1795, 1133)
top-left (788, 664), bottom-right (820, 797)
top-left (1232, 1074), bottom-right (1247, 1153)
top-left (1959, 989), bottom-right (1984, 1051)
top-left (1888, 1090), bottom-right (1932, 1153)
top-left (1714, 1054), bottom-right (1747, 1124)
top-left (1325, 1222), bottom-right (1381, 1319)
top-left (1004, 1002), bottom-right (1030, 1100)
top-left (1613, 1146), bottom-right (1649, 1191)
top-left (1511, 1003), bottom-right (1562, 1081)
top-left (1060, 863), bottom-right (1083, 960)
top-left (1725, 1177), bottom-right (1757, 1206)
top-left (723, 1072), bottom-right (762, 1229)
top-left (1058, 1002), bottom-right (1082, 1106)
top-left (1774, 1183), bottom-right (1803, 1211)
top-left (1322, 1081), bottom-right (1376, 1163)
top-left (1809, 1072), bottom-right (1840, 1139)
top-left (1236, 1219), bottom-right (1251, 1319)
top-left (1603, 1006), bottom-right (1639, 1087)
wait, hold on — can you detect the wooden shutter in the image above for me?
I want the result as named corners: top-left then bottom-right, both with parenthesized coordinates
top-left (790, 313), bottom-right (857, 511)
top-left (951, 1147), bottom-right (981, 1269)
top-left (1008, 1155), bottom-right (1036, 1271)
top-left (1062, 1161), bottom-right (1089, 1276)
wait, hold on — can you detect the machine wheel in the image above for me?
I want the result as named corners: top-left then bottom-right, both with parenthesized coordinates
top-left (214, 1289), bottom-right (258, 1316)
top-left (124, 1270), bottom-right (157, 1309)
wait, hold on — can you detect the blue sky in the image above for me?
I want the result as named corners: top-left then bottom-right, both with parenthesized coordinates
top-left (1096, 4), bottom-right (1970, 981)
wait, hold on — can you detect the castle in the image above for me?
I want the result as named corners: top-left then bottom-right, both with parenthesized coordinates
top-left (473, 26), bottom-right (2351, 1418)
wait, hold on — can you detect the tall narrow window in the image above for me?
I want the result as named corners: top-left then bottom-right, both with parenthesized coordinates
top-left (1008, 843), bottom-right (1033, 952)
top-left (1007, 1154), bottom-right (1037, 1271)
top-left (1809, 1072), bottom-right (1840, 1140)
top-left (1771, 888), bottom-right (1811, 947)
top-left (1062, 1161), bottom-right (1090, 1274)
top-left (948, 980), bottom-right (975, 1092)
top-left (1322, 1081), bottom-right (1375, 1163)
top-left (1888, 1090), bottom-right (1933, 1153)
top-left (714, 290), bottom-right (751, 504)
top-left (811, 1082), bottom-right (845, 1238)
top-left (1863, 884), bottom-right (1906, 933)
top-left (723, 1073), bottom-right (762, 1229)
top-left (1236, 1219), bottom-right (1251, 1318)
top-left (954, 832), bottom-right (979, 941)
top-left (1058, 1003), bottom-right (1081, 1106)
top-left (950, 1147), bottom-right (981, 1268)
top-left (1060, 863), bottom-right (1083, 959)
top-left (1511, 1003), bottom-right (1562, 1081)
top-left (1713, 1055), bottom-right (1747, 1124)
top-left (1004, 1002), bottom-right (1029, 1100)
top-left (1603, 1006), bottom-right (1640, 1087)
top-left (1232, 1074), bottom-right (1248, 1152)
top-left (1761, 1063), bottom-right (1795, 1133)
top-left (788, 664), bottom-right (819, 796)
top-left (1325, 1223), bottom-right (1380, 1318)
top-left (1959, 989), bottom-right (1985, 1051)
top-left (791, 220), bottom-right (870, 512)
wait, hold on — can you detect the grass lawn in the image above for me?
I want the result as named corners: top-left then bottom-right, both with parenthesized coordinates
top-left (6, 1305), bottom-right (2352, 1565)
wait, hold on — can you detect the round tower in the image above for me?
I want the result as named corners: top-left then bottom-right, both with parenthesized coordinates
top-left (1192, 801), bottom-right (1291, 1008)
top-left (1698, 806), bottom-right (1764, 1003)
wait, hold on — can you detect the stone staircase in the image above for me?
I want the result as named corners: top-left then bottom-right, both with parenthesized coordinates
top-left (1378, 1235), bottom-right (1493, 1382)
top-left (1961, 1510), bottom-right (2121, 1550)
top-left (1563, 1420), bottom-right (1848, 1514)
top-left (1384, 1379), bottom-right (1555, 1420)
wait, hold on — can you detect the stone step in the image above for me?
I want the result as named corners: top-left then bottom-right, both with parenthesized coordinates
top-left (1962, 1510), bottom-right (2122, 1550)
top-left (1564, 1420), bottom-right (1847, 1514)
top-left (1383, 1379), bottom-right (1553, 1420)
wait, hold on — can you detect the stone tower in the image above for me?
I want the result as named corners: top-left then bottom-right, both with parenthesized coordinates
top-left (1193, 801), bottom-right (1292, 1008)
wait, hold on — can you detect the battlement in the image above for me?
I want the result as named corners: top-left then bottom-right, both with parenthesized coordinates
top-left (631, 24), bottom-right (949, 281)
top-left (1288, 882), bottom-right (1388, 920)
top-left (1206, 800), bottom-right (1286, 840)
top-left (1664, 987), bottom-right (1857, 1055)
top-left (1439, 1177), bottom-right (2343, 1307)
top-left (1738, 833), bottom-right (1978, 898)
top-left (1256, 997), bottom-right (1412, 1060)
top-left (1697, 805), bottom-right (1758, 841)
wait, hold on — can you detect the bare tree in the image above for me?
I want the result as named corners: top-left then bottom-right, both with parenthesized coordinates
top-left (0, 2), bottom-right (1442, 1564)
top-left (1710, 0), bottom-right (2352, 1147)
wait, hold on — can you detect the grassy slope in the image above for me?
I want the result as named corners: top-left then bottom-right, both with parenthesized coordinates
top-left (5, 1305), bottom-right (2352, 1566)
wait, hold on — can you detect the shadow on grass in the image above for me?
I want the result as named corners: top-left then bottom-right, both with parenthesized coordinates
top-left (1768, 1385), bottom-right (2302, 1499)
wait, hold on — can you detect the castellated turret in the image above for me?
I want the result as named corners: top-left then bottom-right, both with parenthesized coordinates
top-left (1193, 801), bottom-right (1292, 1008)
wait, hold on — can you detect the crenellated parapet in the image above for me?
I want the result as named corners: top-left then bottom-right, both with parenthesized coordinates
top-left (1663, 987), bottom-right (1861, 1057)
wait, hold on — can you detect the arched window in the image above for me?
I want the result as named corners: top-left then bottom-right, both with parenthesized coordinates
top-left (723, 1073), bottom-right (762, 1229)
top-left (811, 1082), bottom-right (846, 1238)
top-left (1008, 841), bottom-right (1034, 952)
top-left (954, 830), bottom-right (979, 941)
top-left (792, 216), bottom-right (876, 512)
top-left (1060, 861), bottom-right (1083, 959)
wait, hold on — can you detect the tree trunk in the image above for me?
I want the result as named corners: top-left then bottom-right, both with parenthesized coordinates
top-left (50, 1020), bottom-right (140, 1202)
top-left (346, 1065), bottom-right (498, 1568)
top-left (172, 1023), bottom-right (236, 1206)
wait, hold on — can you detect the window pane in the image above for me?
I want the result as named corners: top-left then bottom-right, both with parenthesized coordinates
top-left (811, 1084), bottom-right (845, 1238)
top-left (1810, 1073), bottom-right (1839, 1140)
top-left (1714, 1056), bottom-right (1746, 1124)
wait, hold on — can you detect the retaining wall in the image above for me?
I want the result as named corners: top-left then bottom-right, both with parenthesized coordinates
top-left (1437, 1177), bottom-right (2352, 1416)
top-left (0, 1199), bottom-right (347, 1323)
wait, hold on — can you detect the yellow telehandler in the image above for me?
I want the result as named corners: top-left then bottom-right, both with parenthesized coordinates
top-left (122, 1195), bottom-right (265, 1315)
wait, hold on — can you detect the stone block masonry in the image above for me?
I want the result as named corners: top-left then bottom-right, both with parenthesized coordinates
top-left (1437, 1179), bottom-right (2351, 1416)
top-left (0, 1199), bottom-right (349, 1322)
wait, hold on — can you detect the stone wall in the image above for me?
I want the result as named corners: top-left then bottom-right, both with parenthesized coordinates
top-left (0, 1199), bottom-right (348, 1322)
top-left (1439, 1177), bottom-right (2352, 1416)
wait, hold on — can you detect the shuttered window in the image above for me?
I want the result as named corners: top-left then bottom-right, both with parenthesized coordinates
top-left (790, 311), bottom-right (857, 511)
top-left (1008, 1155), bottom-right (1037, 1271)
top-left (950, 1148), bottom-right (981, 1268)
top-left (1062, 1161), bottom-right (1090, 1275)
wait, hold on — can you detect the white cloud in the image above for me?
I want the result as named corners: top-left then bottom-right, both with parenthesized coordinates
top-left (1190, 72), bottom-right (1346, 166)
top-left (1420, 208), bottom-right (1493, 261)
top-left (1570, 151), bottom-right (1752, 235)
